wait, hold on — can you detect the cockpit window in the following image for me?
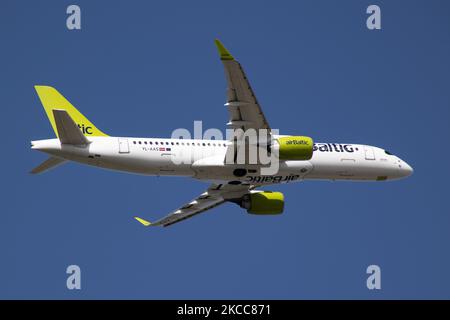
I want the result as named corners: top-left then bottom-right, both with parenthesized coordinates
top-left (385, 150), bottom-right (393, 155)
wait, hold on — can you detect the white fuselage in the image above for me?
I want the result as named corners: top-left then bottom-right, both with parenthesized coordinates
top-left (31, 136), bottom-right (413, 185)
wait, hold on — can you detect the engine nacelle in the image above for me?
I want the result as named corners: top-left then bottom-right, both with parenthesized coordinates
top-left (273, 136), bottom-right (314, 160)
top-left (240, 191), bottom-right (285, 215)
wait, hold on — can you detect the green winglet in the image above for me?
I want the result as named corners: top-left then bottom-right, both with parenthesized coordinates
top-left (214, 39), bottom-right (234, 61)
top-left (134, 216), bottom-right (152, 226)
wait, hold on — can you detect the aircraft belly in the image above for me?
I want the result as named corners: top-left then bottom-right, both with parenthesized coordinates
top-left (192, 161), bottom-right (313, 186)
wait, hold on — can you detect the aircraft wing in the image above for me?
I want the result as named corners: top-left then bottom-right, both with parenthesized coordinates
top-left (134, 184), bottom-right (252, 227)
top-left (215, 39), bottom-right (271, 133)
top-left (215, 40), bottom-right (273, 164)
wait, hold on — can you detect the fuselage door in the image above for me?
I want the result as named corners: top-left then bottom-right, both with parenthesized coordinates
top-left (118, 138), bottom-right (130, 154)
top-left (364, 146), bottom-right (375, 160)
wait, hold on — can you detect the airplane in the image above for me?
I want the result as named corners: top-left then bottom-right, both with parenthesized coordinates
top-left (30, 39), bottom-right (413, 227)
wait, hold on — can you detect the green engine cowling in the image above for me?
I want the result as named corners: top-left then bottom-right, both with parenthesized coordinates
top-left (276, 136), bottom-right (314, 160)
top-left (241, 191), bottom-right (285, 215)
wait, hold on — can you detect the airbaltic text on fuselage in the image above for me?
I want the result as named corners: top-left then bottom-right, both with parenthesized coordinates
top-left (246, 175), bottom-right (300, 183)
top-left (313, 143), bottom-right (357, 153)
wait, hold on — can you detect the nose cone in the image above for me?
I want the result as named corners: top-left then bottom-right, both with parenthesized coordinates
top-left (399, 161), bottom-right (414, 178)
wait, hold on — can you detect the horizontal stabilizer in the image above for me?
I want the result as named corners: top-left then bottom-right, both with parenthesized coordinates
top-left (30, 157), bottom-right (67, 174)
top-left (53, 109), bottom-right (89, 145)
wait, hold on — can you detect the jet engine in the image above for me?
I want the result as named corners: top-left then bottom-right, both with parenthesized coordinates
top-left (272, 136), bottom-right (314, 160)
top-left (239, 191), bottom-right (285, 215)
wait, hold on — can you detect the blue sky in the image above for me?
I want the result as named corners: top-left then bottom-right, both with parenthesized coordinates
top-left (1, 0), bottom-right (450, 299)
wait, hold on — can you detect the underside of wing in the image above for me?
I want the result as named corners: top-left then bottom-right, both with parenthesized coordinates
top-left (134, 184), bottom-right (252, 227)
top-left (215, 39), bottom-right (271, 133)
top-left (215, 40), bottom-right (273, 165)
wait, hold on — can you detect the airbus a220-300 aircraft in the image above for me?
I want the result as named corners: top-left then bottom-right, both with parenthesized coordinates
top-left (30, 40), bottom-right (413, 227)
